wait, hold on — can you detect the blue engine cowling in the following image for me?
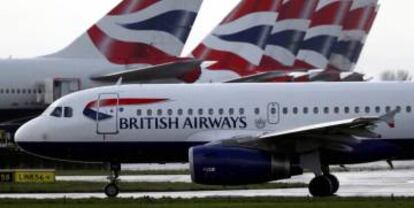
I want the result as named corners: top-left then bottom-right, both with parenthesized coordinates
top-left (189, 145), bottom-right (302, 185)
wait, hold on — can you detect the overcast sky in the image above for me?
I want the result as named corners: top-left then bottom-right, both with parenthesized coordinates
top-left (0, 0), bottom-right (411, 78)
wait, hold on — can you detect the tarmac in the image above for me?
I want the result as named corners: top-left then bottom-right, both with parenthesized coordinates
top-left (1, 161), bottom-right (414, 199)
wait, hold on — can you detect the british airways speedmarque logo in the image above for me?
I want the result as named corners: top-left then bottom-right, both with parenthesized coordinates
top-left (83, 98), bottom-right (169, 121)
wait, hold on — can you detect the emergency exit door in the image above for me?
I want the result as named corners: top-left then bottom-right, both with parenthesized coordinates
top-left (267, 102), bottom-right (280, 124)
top-left (97, 93), bottom-right (119, 135)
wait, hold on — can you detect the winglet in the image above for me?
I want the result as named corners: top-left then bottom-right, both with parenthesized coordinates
top-left (380, 109), bottom-right (399, 128)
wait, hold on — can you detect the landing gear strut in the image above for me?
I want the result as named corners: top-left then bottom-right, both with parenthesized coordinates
top-left (104, 163), bottom-right (121, 198)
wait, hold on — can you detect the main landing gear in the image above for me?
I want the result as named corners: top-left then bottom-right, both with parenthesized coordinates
top-left (104, 163), bottom-right (121, 198)
top-left (300, 152), bottom-right (340, 197)
top-left (309, 173), bottom-right (339, 197)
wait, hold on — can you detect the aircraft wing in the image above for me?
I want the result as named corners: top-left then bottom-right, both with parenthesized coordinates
top-left (225, 70), bottom-right (366, 83)
top-left (217, 110), bottom-right (399, 153)
top-left (225, 71), bottom-right (291, 83)
top-left (90, 59), bottom-right (203, 83)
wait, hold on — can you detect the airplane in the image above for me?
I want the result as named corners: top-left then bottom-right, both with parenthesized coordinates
top-left (191, 0), bottom-right (283, 82)
top-left (192, 0), bottom-right (380, 83)
top-left (15, 82), bottom-right (410, 198)
top-left (0, 0), bottom-right (203, 133)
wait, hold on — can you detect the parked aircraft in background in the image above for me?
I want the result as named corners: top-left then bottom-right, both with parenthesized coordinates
top-left (16, 82), bottom-right (410, 197)
top-left (192, 0), bottom-right (379, 83)
top-left (0, 0), bottom-right (203, 132)
top-left (0, 0), bottom-right (380, 134)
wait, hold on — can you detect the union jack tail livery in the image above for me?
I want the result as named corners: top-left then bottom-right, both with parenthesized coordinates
top-left (47, 0), bottom-right (202, 66)
top-left (328, 0), bottom-right (379, 72)
top-left (260, 0), bottom-right (319, 71)
top-left (192, 0), bottom-right (282, 78)
top-left (294, 0), bottom-right (352, 69)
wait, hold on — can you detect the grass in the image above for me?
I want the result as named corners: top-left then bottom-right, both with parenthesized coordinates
top-left (0, 182), bottom-right (306, 193)
top-left (0, 197), bottom-right (413, 208)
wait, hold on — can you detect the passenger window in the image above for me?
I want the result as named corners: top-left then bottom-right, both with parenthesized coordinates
top-left (64, 107), bottom-right (73, 118)
top-left (334, 107), bottom-right (339, 114)
top-left (313, 107), bottom-right (319, 114)
top-left (198, 109), bottom-right (204, 115)
top-left (50, 107), bottom-right (63, 117)
top-left (157, 109), bottom-right (163, 116)
top-left (22, 89), bottom-right (26, 94)
top-left (365, 107), bottom-right (370, 114)
top-left (355, 107), bottom-right (360, 114)
top-left (407, 106), bottom-right (412, 113)
top-left (239, 108), bottom-right (245, 115)
top-left (219, 108), bottom-right (224, 115)
top-left (137, 109), bottom-right (142, 116)
top-left (396, 106), bottom-right (401, 113)
top-left (229, 108), bottom-right (234, 115)
top-left (324, 107), bottom-right (329, 114)
top-left (188, 109), bottom-right (193, 116)
top-left (344, 107), bottom-right (350, 114)
top-left (177, 109), bottom-right (183, 116)
top-left (375, 106), bottom-right (381, 113)
top-left (303, 107), bottom-right (309, 114)
top-left (386, 106), bottom-right (391, 113)
top-left (5, 89), bottom-right (9, 94)
top-left (293, 107), bottom-right (298, 115)
top-left (147, 109), bottom-right (152, 116)
top-left (16, 89), bottom-right (20, 94)
top-left (209, 109), bottom-right (214, 115)
top-left (282, 107), bottom-right (288, 115)
top-left (254, 108), bottom-right (260, 115)
top-left (168, 109), bottom-right (173, 116)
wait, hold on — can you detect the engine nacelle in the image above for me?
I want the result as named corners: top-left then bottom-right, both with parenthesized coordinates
top-left (189, 145), bottom-right (302, 185)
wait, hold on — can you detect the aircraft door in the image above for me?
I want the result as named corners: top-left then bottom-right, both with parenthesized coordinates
top-left (97, 93), bottom-right (119, 135)
top-left (267, 102), bottom-right (280, 124)
top-left (43, 78), bottom-right (81, 104)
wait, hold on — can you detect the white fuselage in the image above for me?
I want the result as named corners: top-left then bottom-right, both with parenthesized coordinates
top-left (0, 58), bottom-right (124, 110)
top-left (14, 82), bottom-right (414, 163)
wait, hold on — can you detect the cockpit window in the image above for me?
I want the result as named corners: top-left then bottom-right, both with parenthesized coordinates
top-left (50, 107), bottom-right (63, 117)
top-left (64, 107), bottom-right (73, 118)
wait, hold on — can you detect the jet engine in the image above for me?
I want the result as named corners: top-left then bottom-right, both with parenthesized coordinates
top-left (189, 145), bottom-right (302, 185)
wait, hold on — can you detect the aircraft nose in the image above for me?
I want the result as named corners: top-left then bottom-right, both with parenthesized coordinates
top-left (14, 118), bottom-right (42, 151)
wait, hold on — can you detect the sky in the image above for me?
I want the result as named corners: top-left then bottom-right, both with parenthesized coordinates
top-left (0, 0), bottom-right (412, 78)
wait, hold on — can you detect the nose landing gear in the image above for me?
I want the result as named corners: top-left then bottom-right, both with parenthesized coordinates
top-left (104, 163), bottom-right (121, 198)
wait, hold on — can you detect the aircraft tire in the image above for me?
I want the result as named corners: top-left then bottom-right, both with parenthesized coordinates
top-left (325, 174), bottom-right (339, 194)
top-left (309, 176), bottom-right (333, 197)
top-left (104, 183), bottom-right (120, 198)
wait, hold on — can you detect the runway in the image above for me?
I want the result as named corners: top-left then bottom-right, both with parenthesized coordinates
top-left (1, 167), bottom-right (414, 199)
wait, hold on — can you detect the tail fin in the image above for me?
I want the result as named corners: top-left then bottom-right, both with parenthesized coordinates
top-left (47, 0), bottom-right (202, 66)
top-left (192, 0), bottom-right (281, 77)
top-left (259, 0), bottom-right (319, 70)
top-left (293, 0), bottom-right (352, 69)
top-left (328, 0), bottom-right (379, 71)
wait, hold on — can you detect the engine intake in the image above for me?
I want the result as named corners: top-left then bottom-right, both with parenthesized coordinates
top-left (189, 145), bottom-right (302, 185)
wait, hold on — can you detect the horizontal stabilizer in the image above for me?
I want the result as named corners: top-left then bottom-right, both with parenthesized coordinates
top-left (90, 59), bottom-right (203, 83)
